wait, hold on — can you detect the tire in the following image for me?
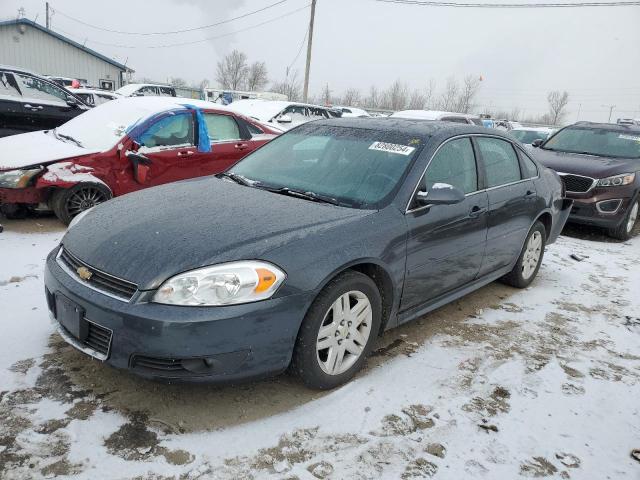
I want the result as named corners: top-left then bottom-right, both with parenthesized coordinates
top-left (291, 271), bottom-right (382, 390)
top-left (0, 204), bottom-right (28, 219)
top-left (501, 221), bottom-right (546, 289)
top-left (607, 198), bottom-right (638, 241)
top-left (50, 183), bottom-right (112, 225)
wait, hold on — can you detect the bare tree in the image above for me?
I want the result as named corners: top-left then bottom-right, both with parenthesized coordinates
top-left (424, 79), bottom-right (436, 109)
top-left (547, 90), bottom-right (570, 125)
top-left (169, 77), bottom-right (187, 87)
top-left (271, 70), bottom-right (302, 101)
top-left (408, 89), bottom-right (427, 109)
top-left (367, 85), bottom-right (380, 108)
top-left (456, 75), bottom-right (481, 113)
top-left (199, 78), bottom-right (210, 90)
top-left (342, 88), bottom-right (361, 106)
top-left (385, 80), bottom-right (409, 111)
top-left (320, 83), bottom-right (332, 105)
top-left (216, 50), bottom-right (248, 90)
top-left (436, 77), bottom-right (460, 111)
top-left (246, 61), bottom-right (268, 91)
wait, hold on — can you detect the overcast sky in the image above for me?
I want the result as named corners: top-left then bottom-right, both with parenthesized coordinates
top-left (2, 0), bottom-right (639, 122)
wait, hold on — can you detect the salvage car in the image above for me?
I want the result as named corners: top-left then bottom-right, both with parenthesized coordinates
top-left (0, 65), bottom-right (89, 137)
top-left (532, 121), bottom-right (640, 239)
top-left (72, 88), bottom-right (121, 107)
top-left (44, 118), bottom-right (571, 389)
top-left (0, 97), bottom-right (280, 223)
top-left (115, 83), bottom-right (177, 98)
top-left (226, 99), bottom-right (340, 131)
top-left (509, 126), bottom-right (555, 145)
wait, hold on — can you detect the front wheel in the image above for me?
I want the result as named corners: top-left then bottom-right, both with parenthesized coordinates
top-left (291, 271), bottom-right (382, 390)
top-left (50, 183), bottom-right (112, 225)
top-left (607, 198), bottom-right (638, 241)
top-left (501, 221), bottom-right (546, 288)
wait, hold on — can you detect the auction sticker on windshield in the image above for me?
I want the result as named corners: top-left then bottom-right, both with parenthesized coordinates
top-left (369, 141), bottom-right (416, 155)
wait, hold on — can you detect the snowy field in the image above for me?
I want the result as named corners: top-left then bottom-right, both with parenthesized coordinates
top-left (1, 218), bottom-right (639, 480)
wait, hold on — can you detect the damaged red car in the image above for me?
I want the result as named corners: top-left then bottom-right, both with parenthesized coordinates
top-left (0, 97), bottom-right (280, 224)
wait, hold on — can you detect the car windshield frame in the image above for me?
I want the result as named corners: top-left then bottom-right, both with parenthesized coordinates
top-left (541, 126), bottom-right (640, 159)
top-left (227, 124), bottom-right (426, 210)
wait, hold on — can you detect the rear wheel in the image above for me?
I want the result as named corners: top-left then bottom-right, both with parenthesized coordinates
top-left (291, 271), bottom-right (382, 390)
top-left (607, 198), bottom-right (638, 241)
top-left (50, 183), bottom-right (112, 225)
top-left (501, 221), bottom-right (546, 288)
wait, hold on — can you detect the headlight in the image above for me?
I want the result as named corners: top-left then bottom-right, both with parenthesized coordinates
top-left (67, 208), bottom-right (91, 230)
top-left (0, 168), bottom-right (42, 188)
top-left (597, 173), bottom-right (635, 187)
top-left (153, 261), bottom-right (286, 306)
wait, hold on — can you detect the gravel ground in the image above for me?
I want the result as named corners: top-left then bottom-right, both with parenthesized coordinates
top-left (0, 216), bottom-right (638, 479)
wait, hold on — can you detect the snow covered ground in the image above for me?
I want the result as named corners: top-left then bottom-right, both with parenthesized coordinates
top-left (1, 218), bottom-right (639, 479)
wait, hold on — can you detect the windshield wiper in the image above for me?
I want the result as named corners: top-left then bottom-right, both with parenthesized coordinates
top-left (267, 187), bottom-right (341, 206)
top-left (217, 172), bottom-right (256, 186)
top-left (53, 129), bottom-right (84, 148)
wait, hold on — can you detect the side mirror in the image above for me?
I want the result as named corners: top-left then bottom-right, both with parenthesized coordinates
top-left (126, 150), bottom-right (152, 184)
top-left (531, 139), bottom-right (544, 148)
top-left (277, 114), bottom-right (293, 124)
top-left (416, 183), bottom-right (465, 206)
top-left (66, 97), bottom-right (80, 108)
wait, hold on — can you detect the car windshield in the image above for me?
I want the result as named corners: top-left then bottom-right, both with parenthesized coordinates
top-left (542, 126), bottom-right (640, 159)
top-left (229, 124), bottom-right (423, 209)
top-left (511, 130), bottom-right (549, 144)
top-left (53, 99), bottom-right (165, 151)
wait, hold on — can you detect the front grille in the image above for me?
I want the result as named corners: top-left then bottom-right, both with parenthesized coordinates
top-left (58, 247), bottom-right (138, 301)
top-left (84, 321), bottom-right (112, 356)
top-left (561, 174), bottom-right (595, 193)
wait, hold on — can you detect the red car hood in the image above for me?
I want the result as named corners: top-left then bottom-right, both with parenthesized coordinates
top-left (0, 130), bottom-right (98, 171)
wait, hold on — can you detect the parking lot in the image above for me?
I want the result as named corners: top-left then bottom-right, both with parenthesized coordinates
top-left (1, 217), bottom-right (638, 479)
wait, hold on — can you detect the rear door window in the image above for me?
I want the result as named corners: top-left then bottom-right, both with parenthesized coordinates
top-left (519, 151), bottom-right (538, 178)
top-left (0, 72), bottom-right (22, 100)
top-left (476, 137), bottom-right (522, 188)
top-left (15, 74), bottom-right (68, 105)
top-left (139, 86), bottom-right (158, 96)
top-left (159, 87), bottom-right (175, 97)
top-left (203, 113), bottom-right (241, 142)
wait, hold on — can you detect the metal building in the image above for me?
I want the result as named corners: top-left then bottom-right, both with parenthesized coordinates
top-left (0, 18), bottom-right (133, 90)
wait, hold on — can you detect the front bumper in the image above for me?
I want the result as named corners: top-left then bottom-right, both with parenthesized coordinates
top-left (44, 248), bottom-right (313, 382)
top-left (0, 186), bottom-right (46, 205)
top-left (566, 187), bottom-right (637, 228)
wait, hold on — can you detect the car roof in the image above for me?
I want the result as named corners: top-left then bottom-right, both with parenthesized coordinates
top-left (105, 96), bottom-right (237, 115)
top-left (391, 110), bottom-right (480, 120)
top-left (73, 88), bottom-right (120, 95)
top-left (115, 83), bottom-right (174, 95)
top-left (572, 121), bottom-right (640, 132)
top-left (306, 117), bottom-right (500, 139)
top-left (227, 99), bottom-right (332, 121)
top-left (512, 126), bottom-right (554, 132)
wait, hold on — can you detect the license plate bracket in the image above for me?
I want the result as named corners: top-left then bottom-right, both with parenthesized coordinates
top-left (54, 293), bottom-right (87, 341)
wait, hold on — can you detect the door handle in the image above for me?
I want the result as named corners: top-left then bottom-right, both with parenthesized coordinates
top-left (468, 205), bottom-right (487, 218)
top-left (177, 151), bottom-right (194, 157)
top-left (23, 104), bottom-right (43, 110)
top-left (525, 190), bottom-right (536, 197)
top-left (235, 143), bottom-right (248, 150)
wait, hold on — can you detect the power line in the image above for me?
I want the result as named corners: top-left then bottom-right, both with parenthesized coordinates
top-left (53, 4), bottom-right (311, 49)
top-left (52, 0), bottom-right (290, 35)
top-left (288, 26), bottom-right (309, 70)
top-left (375, 0), bottom-right (640, 7)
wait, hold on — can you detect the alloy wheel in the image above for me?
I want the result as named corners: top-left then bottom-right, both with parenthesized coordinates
top-left (521, 231), bottom-right (542, 280)
top-left (316, 290), bottom-right (372, 376)
top-left (67, 187), bottom-right (108, 216)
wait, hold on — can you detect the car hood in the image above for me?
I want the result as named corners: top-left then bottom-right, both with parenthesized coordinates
top-left (62, 177), bottom-right (371, 290)
top-left (532, 148), bottom-right (640, 178)
top-left (0, 130), bottom-right (97, 171)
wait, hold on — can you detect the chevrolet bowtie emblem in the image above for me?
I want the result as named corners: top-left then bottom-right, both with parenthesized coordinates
top-left (77, 266), bottom-right (93, 281)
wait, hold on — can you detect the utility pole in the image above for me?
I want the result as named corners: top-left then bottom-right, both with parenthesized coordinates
top-left (302, 0), bottom-right (317, 103)
top-left (45, 2), bottom-right (50, 29)
top-left (602, 104), bottom-right (616, 123)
